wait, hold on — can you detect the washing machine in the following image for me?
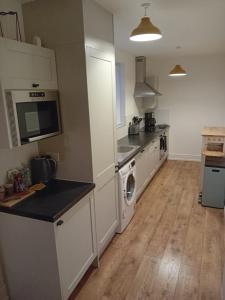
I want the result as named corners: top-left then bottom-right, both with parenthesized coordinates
top-left (117, 158), bottom-right (136, 233)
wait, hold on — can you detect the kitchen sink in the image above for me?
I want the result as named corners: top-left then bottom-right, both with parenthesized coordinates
top-left (117, 145), bottom-right (136, 153)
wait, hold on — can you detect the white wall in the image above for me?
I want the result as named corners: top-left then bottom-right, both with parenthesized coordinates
top-left (23, 0), bottom-right (93, 182)
top-left (147, 54), bottom-right (225, 161)
top-left (0, 144), bottom-right (38, 184)
top-left (0, 0), bottom-right (25, 41)
top-left (115, 49), bottom-right (144, 140)
top-left (23, 0), bottom-right (115, 182)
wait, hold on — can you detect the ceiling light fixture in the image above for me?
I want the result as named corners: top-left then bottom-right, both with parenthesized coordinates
top-left (169, 65), bottom-right (187, 77)
top-left (169, 47), bottom-right (187, 77)
top-left (130, 3), bottom-right (162, 42)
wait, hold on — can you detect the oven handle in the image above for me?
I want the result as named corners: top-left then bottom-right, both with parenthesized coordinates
top-left (28, 132), bottom-right (60, 142)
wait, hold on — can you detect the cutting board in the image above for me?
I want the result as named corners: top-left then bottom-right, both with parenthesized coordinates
top-left (0, 183), bottom-right (46, 208)
top-left (0, 191), bottom-right (36, 208)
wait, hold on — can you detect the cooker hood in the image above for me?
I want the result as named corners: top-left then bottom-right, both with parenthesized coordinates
top-left (134, 56), bottom-right (162, 98)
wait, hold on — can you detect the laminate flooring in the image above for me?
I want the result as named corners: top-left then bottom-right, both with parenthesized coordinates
top-left (71, 160), bottom-right (224, 300)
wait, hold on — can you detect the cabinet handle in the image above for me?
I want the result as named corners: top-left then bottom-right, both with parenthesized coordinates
top-left (32, 83), bottom-right (40, 88)
top-left (56, 220), bottom-right (64, 226)
top-left (212, 169), bottom-right (220, 173)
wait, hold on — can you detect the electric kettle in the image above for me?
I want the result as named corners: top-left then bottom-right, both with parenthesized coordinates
top-left (31, 155), bottom-right (57, 184)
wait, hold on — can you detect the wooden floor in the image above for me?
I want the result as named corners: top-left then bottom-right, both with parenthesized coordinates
top-left (72, 160), bottom-right (224, 300)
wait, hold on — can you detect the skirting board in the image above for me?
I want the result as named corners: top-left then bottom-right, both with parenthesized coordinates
top-left (168, 153), bottom-right (201, 162)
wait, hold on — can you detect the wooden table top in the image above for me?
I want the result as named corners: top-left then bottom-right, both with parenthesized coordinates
top-left (202, 127), bottom-right (225, 136)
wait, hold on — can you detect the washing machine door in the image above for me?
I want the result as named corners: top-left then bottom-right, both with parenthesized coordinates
top-left (125, 172), bottom-right (136, 205)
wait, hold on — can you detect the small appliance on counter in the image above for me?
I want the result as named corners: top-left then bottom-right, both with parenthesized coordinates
top-left (128, 116), bottom-right (142, 135)
top-left (145, 112), bottom-right (156, 132)
top-left (31, 155), bottom-right (57, 184)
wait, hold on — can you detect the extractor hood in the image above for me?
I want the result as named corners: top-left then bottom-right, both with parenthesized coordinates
top-left (134, 56), bottom-right (162, 98)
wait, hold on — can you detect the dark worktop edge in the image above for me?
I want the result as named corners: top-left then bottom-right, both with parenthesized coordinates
top-left (0, 181), bottom-right (95, 223)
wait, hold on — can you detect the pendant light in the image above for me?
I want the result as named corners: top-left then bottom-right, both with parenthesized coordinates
top-left (169, 47), bottom-right (187, 77)
top-left (169, 65), bottom-right (187, 77)
top-left (130, 3), bottom-right (162, 42)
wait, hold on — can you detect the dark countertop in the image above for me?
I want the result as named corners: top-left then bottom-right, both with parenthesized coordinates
top-left (117, 125), bottom-right (169, 168)
top-left (0, 180), bottom-right (95, 222)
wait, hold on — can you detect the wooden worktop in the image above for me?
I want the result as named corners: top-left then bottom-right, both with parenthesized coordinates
top-left (202, 127), bottom-right (225, 136)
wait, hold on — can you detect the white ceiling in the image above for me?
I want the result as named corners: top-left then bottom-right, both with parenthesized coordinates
top-left (20, 0), bottom-right (225, 58)
top-left (96, 0), bottom-right (225, 58)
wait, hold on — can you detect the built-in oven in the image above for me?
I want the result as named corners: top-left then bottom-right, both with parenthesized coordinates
top-left (5, 90), bottom-right (61, 147)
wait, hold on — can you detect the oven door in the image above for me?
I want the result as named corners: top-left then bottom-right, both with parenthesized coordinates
top-left (16, 100), bottom-right (60, 144)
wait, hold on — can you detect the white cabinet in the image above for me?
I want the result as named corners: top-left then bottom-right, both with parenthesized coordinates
top-left (55, 194), bottom-right (97, 300)
top-left (145, 142), bottom-right (155, 180)
top-left (152, 138), bottom-right (161, 172)
top-left (0, 37), bottom-right (58, 90)
top-left (0, 193), bottom-right (97, 300)
top-left (135, 150), bottom-right (146, 200)
top-left (86, 47), bottom-right (118, 254)
top-left (135, 137), bottom-right (161, 201)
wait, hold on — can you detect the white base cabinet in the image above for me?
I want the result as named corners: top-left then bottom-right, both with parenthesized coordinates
top-left (135, 137), bottom-right (161, 200)
top-left (0, 193), bottom-right (97, 300)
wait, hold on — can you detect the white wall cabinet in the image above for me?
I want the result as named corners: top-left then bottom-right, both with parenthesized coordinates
top-left (0, 37), bottom-right (58, 90)
top-left (0, 193), bottom-right (97, 300)
top-left (86, 47), bottom-right (118, 254)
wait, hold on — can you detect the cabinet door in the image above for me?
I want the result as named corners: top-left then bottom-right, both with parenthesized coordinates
top-left (145, 143), bottom-right (155, 180)
top-left (86, 47), bottom-right (118, 254)
top-left (153, 139), bottom-right (160, 172)
top-left (0, 38), bottom-right (58, 90)
top-left (135, 151), bottom-right (146, 199)
top-left (55, 194), bottom-right (97, 300)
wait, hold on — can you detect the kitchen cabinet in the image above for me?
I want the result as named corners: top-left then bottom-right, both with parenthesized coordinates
top-left (135, 137), bottom-right (161, 201)
top-left (152, 138), bottom-right (161, 172)
top-left (86, 47), bottom-right (118, 254)
top-left (0, 192), bottom-right (97, 300)
top-left (0, 37), bottom-right (58, 90)
top-left (135, 150), bottom-right (147, 200)
top-left (146, 142), bottom-right (155, 180)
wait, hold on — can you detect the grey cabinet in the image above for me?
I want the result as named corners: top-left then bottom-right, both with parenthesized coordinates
top-left (202, 166), bottom-right (225, 208)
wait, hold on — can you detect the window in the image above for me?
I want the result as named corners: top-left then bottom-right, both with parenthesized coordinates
top-left (116, 63), bottom-right (125, 128)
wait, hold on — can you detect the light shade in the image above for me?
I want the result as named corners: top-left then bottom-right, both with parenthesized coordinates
top-left (130, 17), bottom-right (162, 42)
top-left (169, 64), bottom-right (187, 77)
